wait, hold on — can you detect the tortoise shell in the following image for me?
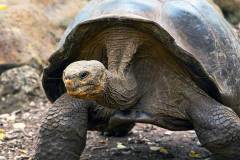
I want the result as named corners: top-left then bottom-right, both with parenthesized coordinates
top-left (42, 0), bottom-right (240, 109)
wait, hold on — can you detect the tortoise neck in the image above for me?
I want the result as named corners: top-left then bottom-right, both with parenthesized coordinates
top-left (104, 26), bottom-right (143, 74)
top-left (97, 27), bottom-right (144, 109)
top-left (97, 70), bottom-right (138, 110)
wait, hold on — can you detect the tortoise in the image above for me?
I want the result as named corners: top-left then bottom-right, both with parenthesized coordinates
top-left (33, 0), bottom-right (240, 159)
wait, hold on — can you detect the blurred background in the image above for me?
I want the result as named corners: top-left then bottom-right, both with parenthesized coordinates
top-left (0, 0), bottom-right (239, 160)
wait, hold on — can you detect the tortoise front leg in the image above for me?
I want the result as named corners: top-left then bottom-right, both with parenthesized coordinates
top-left (33, 94), bottom-right (134, 160)
top-left (187, 95), bottom-right (240, 159)
top-left (33, 94), bottom-right (92, 160)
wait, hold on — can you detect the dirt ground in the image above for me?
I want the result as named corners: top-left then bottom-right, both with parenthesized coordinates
top-left (0, 96), bottom-right (211, 160)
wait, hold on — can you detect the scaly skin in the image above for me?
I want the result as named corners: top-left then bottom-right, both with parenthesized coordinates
top-left (108, 93), bottom-right (240, 159)
top-left (33, 94), bottom-right (89, 160)
top-left (32, 94), bottom-right (134, 160)
top-left (187, 95), bottom-right (240, 159)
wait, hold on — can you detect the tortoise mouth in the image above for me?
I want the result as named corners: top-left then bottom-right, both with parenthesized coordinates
top-left (64, 79), bottom-right (103, 99)
top-left (64, 80), bottom-right (95, 93)
top-left (77, 84), bottom-right (95, 93)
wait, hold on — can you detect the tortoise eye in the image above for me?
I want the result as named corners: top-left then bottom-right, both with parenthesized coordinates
top-left (79, 71), bottom-right (90, 80)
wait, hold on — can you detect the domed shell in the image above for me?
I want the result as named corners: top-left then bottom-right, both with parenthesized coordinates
top-left (43, 0), bottom-right (240, 108)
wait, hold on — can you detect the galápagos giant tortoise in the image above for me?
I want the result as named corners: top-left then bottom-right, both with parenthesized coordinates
top-left (33, 0), bottom-right (240, 159)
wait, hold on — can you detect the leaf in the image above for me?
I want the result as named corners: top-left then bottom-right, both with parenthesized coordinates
top-left (117, 142), bottom-right (127, 149)
top-left (159, 147), bottom-right (169, 154)
top-left (19, 149), bottom-right (28, 155)
top-left (150, 146), bottom-right (168, 154)
top-left (0, 4), bottom-right (8, 11)
top-left (189, 150), bottom-right (201, 158)
top-left (0, 128), bottom-right (5, 141)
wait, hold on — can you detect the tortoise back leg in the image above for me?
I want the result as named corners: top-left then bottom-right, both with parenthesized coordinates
top-left (88, 106), bottom-right (135, 137)
top-left (33, 94), bottom-right (91, 160)
top-left (187, 95), bottom-right (240, 159)
top-left (103, 121), bottom-right (135, 137)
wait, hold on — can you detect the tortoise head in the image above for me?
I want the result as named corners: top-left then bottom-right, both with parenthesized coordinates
top-left (63, 60), bottom-right (107, 99)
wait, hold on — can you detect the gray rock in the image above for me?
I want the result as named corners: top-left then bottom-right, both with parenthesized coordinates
top-left (0, 65), bottom-right (44, 114)
top-left (214, 0), bottom-right (240, 24)
top-left (0, 156), bottom-right (6, 160)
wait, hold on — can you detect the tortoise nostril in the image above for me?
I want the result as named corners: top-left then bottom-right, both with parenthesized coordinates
top-left (64, 79), bottom-right (73, 86)
top-left (79, 71), bottom-right (90, 80)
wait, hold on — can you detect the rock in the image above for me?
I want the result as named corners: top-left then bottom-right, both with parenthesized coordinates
top-left (0, 0), bottom-right (87, 70)
top-left (13, 123), bottom-right (26, 131)
top-left (0, 66), bottom-right (44, 113)
top-left (0, 4), bottom-right (61, 65)
top-left (31, 0), bottom-right (88, 28)
top-left (15, 155), bottom-right (29, 160)
top-left (0, 156), bottom-right (7, 160)
top-left (149, 146), bottom-right (160, 151)
top-left (164, 131), bottom-right (173, 136)
top-left (22, 112), bottom-right (30, 120)
top-left (0, 114), bottom-right (10, 119)
top-left (117, 142), bottom-right (127, 150)
top-left (213, 0), bottom-right (240, 24)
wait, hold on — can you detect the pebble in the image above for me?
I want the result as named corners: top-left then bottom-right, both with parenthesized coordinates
top-left (0, 156), bottom-right (6, 160)
top-left (196, 141), bottom-right (201, 146)
top-left (13, 123), bottom-right (26, 131)
top-left (1, 97), bottom-right (6, 102)
top-left (150, 146), bottom-right (160, 151)
top-left (15, 155), bottom-right (29, 160)
top-left (29, 101), bottom-right (35, 107)
top-left (7, 114), bottom-right (16, 122)
top-left (22, 113), bottom-right (30, 120)
top-left (188, 130), bottom-right (196, 134)
top-left (116, 142), bottom-right (127, 150)
top-left (0, 114), bottom-right (10, 119)
top-left (164, 131), bottom-right (173, 135)
top-left (147, 142), bottom-right (155, 145)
